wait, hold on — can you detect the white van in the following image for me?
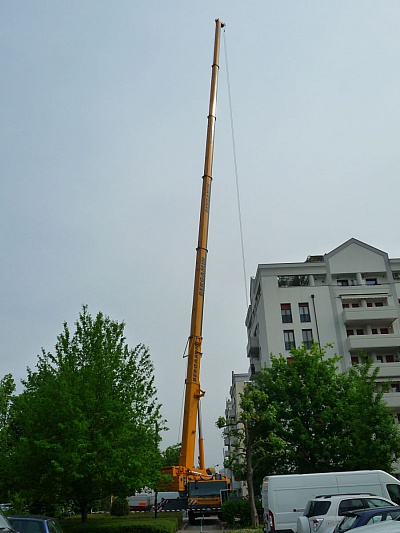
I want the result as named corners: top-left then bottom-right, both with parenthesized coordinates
top-left (261, 470), bottom-right (400, 533)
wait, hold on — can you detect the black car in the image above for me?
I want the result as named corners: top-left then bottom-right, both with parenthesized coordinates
top-left (7, 516), bottom-right (63, 533)
top-left (333, 506), bottom-right (400, 533)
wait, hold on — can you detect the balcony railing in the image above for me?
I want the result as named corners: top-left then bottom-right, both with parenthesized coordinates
top-left (347, 333), bottom-right (400, 351)
top-left (343, 306), bottom-right (398, 325)
top-left (285, 341), bottom-right (296, 350)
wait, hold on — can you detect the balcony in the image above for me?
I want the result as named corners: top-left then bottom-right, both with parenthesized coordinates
top-left (371, 363), bottom-right (400, 380)
top-left (347, 333), bottom-right (400, 352)
top-left (247, 337), bottom-right (260, 358)
top-left (343, 306), bottom-right (398, 325)
top-left (334, 284), bottom-right (389, 298)
top-left (382, 391), bottom-right (400, 408)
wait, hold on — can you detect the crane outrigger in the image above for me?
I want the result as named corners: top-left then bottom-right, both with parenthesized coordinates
top-left (160, 19), bottom-right (231, 523)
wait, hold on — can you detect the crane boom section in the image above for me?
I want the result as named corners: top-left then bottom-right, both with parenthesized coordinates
top-left (179, 19), bottom-right (224, 471)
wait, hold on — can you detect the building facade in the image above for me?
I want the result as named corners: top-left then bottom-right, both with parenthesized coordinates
top-left (223, 239), bottom-right (400, 478)
top-left (244, 238), bottom-right (400, 419)
top-left (223, 371), bottom-right (249, 497)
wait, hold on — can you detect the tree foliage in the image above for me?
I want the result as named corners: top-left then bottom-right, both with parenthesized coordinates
top-left (220, 498), bottom-right (262, 528)
top-left (216, 385), bottom-right (284, 527)
top-left (6, 306), bottom-right (164, 521)
top-left (245, 344), bottom-right (400, 489)
top-left (0, 374), bottom-right (15, 500)
top-left (161, 443), bottom-right (181, 467)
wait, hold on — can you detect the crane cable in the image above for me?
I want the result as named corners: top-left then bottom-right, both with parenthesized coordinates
top-left (222, 27), bottom-right (249, 308)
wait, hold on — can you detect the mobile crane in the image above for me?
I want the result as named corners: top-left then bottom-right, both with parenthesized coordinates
top-left (160, 19), bottom-right (231, 523)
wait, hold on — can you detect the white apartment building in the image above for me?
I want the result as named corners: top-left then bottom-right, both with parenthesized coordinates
top-left (245, 238), bottom-right (400, 419)
top-left (223, 371), bottom-right (249, 497)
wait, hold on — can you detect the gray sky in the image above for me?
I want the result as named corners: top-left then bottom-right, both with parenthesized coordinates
top-left (2, 1), bottom-right (400, 469)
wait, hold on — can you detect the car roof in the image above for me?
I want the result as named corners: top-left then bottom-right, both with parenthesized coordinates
top-left (349, 521), bottom-right (400, 532)
top-left (314, 494), bottom-right (380, 499)
top-left (8, 516), bottom-right (53, 521)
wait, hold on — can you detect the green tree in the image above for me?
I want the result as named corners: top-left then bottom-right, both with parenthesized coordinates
top-left (7, 306), bottom-right (164, 521)
top-left (248, 344), bottom-right (400, 486)
top-left (161, 443), bottom-right (181, 466)
top-left (216, 386), bottom-right (284, 528)
top-left (0, 374), bottom-right (15, 500)
top-left (339, 356), bottom-right (400, 471)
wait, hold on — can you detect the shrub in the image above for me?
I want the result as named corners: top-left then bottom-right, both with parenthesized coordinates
top-left (221, 498), bottom-right (262, 528)
top-left (110, 497), bottom-right (130, 516)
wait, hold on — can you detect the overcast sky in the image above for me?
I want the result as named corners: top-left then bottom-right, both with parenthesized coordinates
top-left (2, 1), bottom-right (400, 469)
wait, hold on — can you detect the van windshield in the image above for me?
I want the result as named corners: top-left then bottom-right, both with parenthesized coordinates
top-left (387, 484), bottom-right (400, 505)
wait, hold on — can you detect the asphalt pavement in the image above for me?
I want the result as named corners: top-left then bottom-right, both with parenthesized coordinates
top-left (180, 515), bottom-right (222, 531)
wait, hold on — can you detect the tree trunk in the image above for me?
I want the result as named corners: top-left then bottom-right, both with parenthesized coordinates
top-left (81, 503), bottom-right (88, 523)
top-left (245, 420), bottom-right (259, 528)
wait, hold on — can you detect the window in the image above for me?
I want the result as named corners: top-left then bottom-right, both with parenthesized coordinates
top-left (377, 355), bottom-right (383, 363)
top-left (338, 499), bottom-right (365, 515)
top-left (356, 329), bottom-right (364, 335)
top-left (284, 330), bottom-right (295, 350)
top-left (366, 278), bottom-right (378, 285)
top-left (342, 303), bottom-right (349, 309)
top-left (381, 328), bottom-right (389, 334)
top-left (347, 329), bottom-right (354, 336)
top-left (386, 355), bottom-right (395, 363)
top-left (299, 302), bottom-right (311, 322)
top-left (302, 329), bottom-right (313, 349)
top-left (388, 484), bottom-right (400, 505)
top-left (281, 303), bottom-right (292, 323)
top-left (337, 279), bottom-right (349, 286)
top-left (367, 302), bottom-right (373, 307)
top-left (351, 303), bottom-right (359, 308)
top-left (351, 356), bottom-right (359, 365)
top-left (392, 383), bottom-right (400, 393)
top-left (375, 301), bottom-right (384, 307)
top-left (372, 328), bottom-right (378, 334)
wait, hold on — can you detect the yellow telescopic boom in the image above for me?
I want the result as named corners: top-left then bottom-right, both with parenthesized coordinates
top-left (179, 18), bottom-right (225, 471)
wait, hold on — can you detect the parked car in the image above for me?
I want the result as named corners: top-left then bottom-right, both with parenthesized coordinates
top-left (333, 506), bottom-right (400, 533)
top-left (7, 516), bottom-right (63, 533)
top-left (297, 494), bottom-right (396, 533)
top-left (343, 521), bottom-right (400, 533)
top-left (262, 470), bottom-right (400, 533)
top-left (0, 510), bottom-right (15, 532)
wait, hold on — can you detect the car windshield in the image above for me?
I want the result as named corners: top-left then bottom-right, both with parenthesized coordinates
top-left (388, 485), bottom-right (400, 505)
top-left (0, 512), bottom-right (12, 530)
top-left (187, 481), bottom-right (227, 497)
top-left (337, 516), bottom-right (358, 532)
top-left (7, 519), bottom-right (46, 533)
